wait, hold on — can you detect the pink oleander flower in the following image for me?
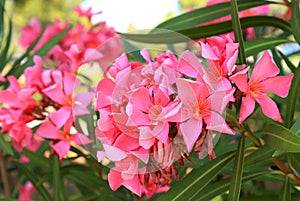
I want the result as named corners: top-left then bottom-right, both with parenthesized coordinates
top-left (20, 9), bottom-right (122, 74)
top-left (74, 6), bottom-right (102, 21)
top-left (198, 34), bottom-right (239, 90)
top-left (230, 51), bottom-right (294, 123)
top-left (18, 181), bottom-right (36, 201)
top-left (176, 78), bottom-right (234, 152)
top-left (127, 87), bottom-right (181, 149)
top-left (37, 117), bottom-right (92, 160)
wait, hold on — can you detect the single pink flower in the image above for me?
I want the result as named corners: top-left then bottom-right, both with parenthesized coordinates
top-left (176, 78), bottom-right (234, 152)
top-left (127, 87), bottom-right (181, 148)
top-left (37, 118), bottom-right (92, 160)
top-left (230, 51), bottom-right (294, 123)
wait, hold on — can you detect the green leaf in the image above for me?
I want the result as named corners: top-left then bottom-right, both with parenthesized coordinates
top-left (230, 0), bottom-right (246, 64)
top-left (288, 153), bottom-right (300, 177)
top-left (263, 123), bottom-right (300, 152)
top-left (291, 118), bottom-right (300, 134)
top-left (155, 0), bottom-right (279, 30)
top-left (285, 64), bottom-right (300, 128)
top-left (120, 16), bottom-right (291, 44)
top-left (277, 50), bottom-right (297, 73)
top-left (228, 135), bottom-right (245, 201)
top-left (291, 0), bottom-right (300, 44)
top-left (244, 145), bottom-right (275, 168)
top-left (16, 162), bottom-right (52, 201)
top-left (22, 148), bottom-right (49, 168)
top-left (156, 151), bottom-right (235, 201)
top-left (53, 156), bottom-right (66, 201)
top-left (0, 134), bottom-right (13, 156)
top-left (0, 17), bottom-right (12, 71)
top-left (7, 26), bottom-right (71, 78)
top-left (280, 175), bottom-right (291, 201)
top-left (192, 171), bottom-right (270, 201)
top-left (245, 38), bottom-right (292, 57)
top-left (10, 27), bottom-right (44, 72)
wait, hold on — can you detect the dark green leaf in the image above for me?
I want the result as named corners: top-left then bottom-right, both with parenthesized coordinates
top-left (16, 162), bottom-right (52, 201)
top-left (277, 50), bottom-right (297, 73)
top-left (263, 123), bottom-right (300, 152)
top-left (22, 148), bottom-right (49, 168)
top-left (291, 0), bottom-right (300, 44)
top-left (156, 152), bottom-right (235, 201)
top-left (8, 26), bottom-right (71, 77)
top-left (155, 0), bottom-right (279, 30)
top-left (192, 171), bottom-right (270, 201)
top-left (0, 133), bottom-right (13, 156)
top-left (291, 118), bottom-right (300, 134)
top-left (288, 153), bottom-right (300, 177)
top-left (285, 65), bottom-right (300, 128)
top-left (244, 145), bottom-right (275, 167)
top-left (0, 17), bottom-right (12, 71)
top-left (120, 16), bottom-right (292, 44)
top-left (53, 156), bottom-right (66, 201)
top-left (228, 135), bottom-right (245, 201)
top-left (230, 0), bottom-right (246, 64)
top-left (245, 38), bottom-right (292, 57)
top-left (280, 175), bottom-right (291, 201)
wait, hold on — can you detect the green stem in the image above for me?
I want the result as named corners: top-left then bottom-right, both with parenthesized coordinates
top-left (230, 0), bottom-right (247, 64)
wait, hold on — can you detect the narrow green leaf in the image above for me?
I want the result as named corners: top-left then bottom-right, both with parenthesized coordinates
top-left (16, 162), bottom-right (52, 201)
top-left (10, 27), bottom-right (45, 71)
top-left (289, 153), bottom-right (300, 177)
top-left (291, 0), bottom-right (300, 44)
top-left (155, 0), bottom-right (279, 30)
top-left (192, 171), bottom-right (270, 201)
top-left (228, 135), bottom-right (245, 201)
top-left (0, 18), bottom-right (12, 71)
top-left (263, 123), bottom-right (300, 152)
top-left (280, 175), bottom-right (291, 201)
top-left (245, 38), bottom-right (292, 57)
top-left (230, 0), bottom-right (246, 64)
top-left (0, 134), bottom-right (13, 156)
top-left (156, 152), bottom-right (235, 201)
top-left (244, 145), bottom-right (275, 167)
top-left (277, 50), bottom-right (297, 73)
top-left (53, 156), bottom-right (66, 201)
top-left (8, 26), bottom-right (71, 77)
top-left (22, 148), bottom-right (49, 168)
top-left (291, 118), bottom-right (300, 134)
top-left (120, 16), bottom-right (291, 44)
top-left (285, 64), bottom-right (300, 128)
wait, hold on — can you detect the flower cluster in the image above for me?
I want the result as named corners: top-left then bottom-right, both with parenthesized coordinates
top-left (19, 6), bottom-right (122, 73)
top-left (94, 34), bottom-right (294, 197)
top-left (0, 7), bottom-right (121, 160)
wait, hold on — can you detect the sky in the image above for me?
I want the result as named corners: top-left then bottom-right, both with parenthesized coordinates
top-left (81, 0), bottom-right (180, 32)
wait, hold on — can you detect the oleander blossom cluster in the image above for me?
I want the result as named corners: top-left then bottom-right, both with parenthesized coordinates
top-left (94, 34), bottom-right (294, 198)
top-left (0, 7), bottom-right (121, 161)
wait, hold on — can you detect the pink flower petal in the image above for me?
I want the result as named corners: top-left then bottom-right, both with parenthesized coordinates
top-left (123, 174), bottom-right (142, 196)
top-left (239, 94), bottom-right (255, 124)
top-left (36, 120), bottom-right (60, 139)
top-left (42, 83), bottom-right (65, 105)
top-left (95, 78), bottom-right (115, 110)
top-left (230, 68), bottom-right (249, 93)
top-left (103, 144), bottom-right (127, 161)
top-left (250, 51), bottom-right (279, 82)
top-left (108, 169), bottom-right (123, 191)
top-left (205, 112), bottom-right (234, 134)
top-left (261, 74), bottom-right (294, 98)
top-left (180, 117), bottom-right (202, 152)
top-left (114, 134), bottom-right (139, 151)
top-left (140, 48), bottom-right (151, 64)
top-left (97, 151), bottom-right (106, 162)
top-left (177, 50), bottom-right (204, 77)
top-left (52, 140), bottom-right (71, 160)
top-left (49, 107), bottom-right (71, 129)
top-left (256, 93), bottom-right (283, 122)
top-left (73, 133), bottom-right (93, 145)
